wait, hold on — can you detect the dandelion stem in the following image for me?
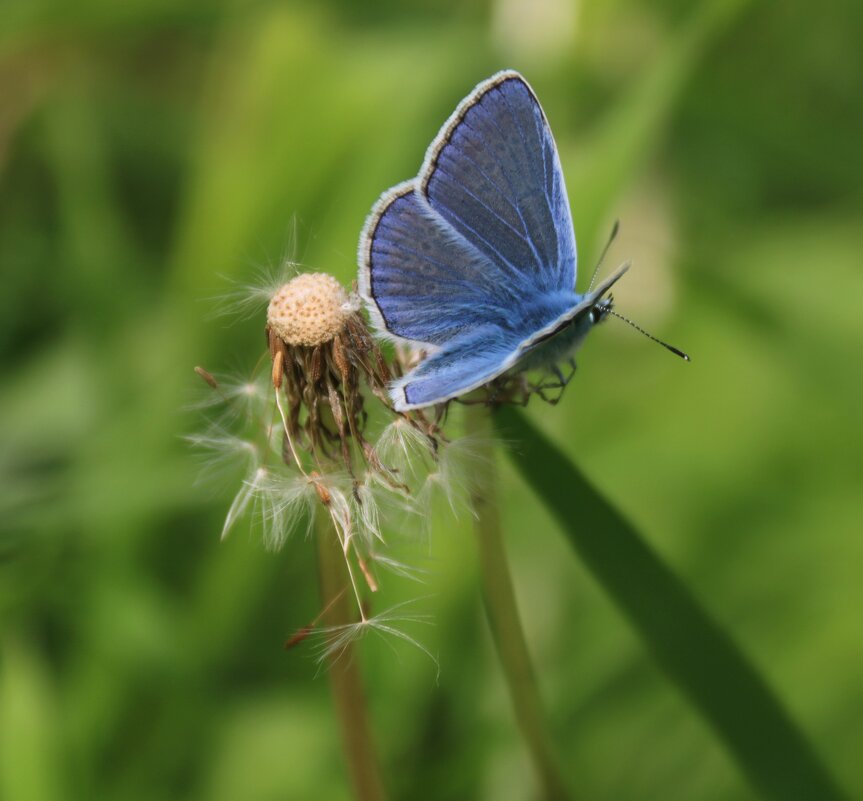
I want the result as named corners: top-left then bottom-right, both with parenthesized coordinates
top-left (464, 404), bottom-right (572, 801)
top-left (315, 505), bottom-right (387, 801)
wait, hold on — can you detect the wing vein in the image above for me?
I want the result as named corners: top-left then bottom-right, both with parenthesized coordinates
top-left (433, 164), bottom-right (531, 245)
top-left (495, 86), bottom-right (556, 271)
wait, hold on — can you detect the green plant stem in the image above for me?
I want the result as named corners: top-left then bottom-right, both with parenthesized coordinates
top-left (464, 404), bottom-right (572, 801)
top-left (315, 507), bottom-right (387, 801)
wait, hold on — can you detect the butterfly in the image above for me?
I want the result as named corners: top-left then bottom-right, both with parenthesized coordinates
top-left (358, 70), bottom-right (631, 412)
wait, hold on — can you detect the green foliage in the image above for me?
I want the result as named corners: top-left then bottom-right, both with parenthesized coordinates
top-left (1, 0), bottom-right (861, 799)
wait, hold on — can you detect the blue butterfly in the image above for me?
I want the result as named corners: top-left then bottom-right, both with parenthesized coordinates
top-left (358, 70), bottom-right (630, 412)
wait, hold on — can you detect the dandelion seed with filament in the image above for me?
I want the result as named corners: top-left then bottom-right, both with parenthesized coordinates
top-left (311, 599), bottom-right (439, 678)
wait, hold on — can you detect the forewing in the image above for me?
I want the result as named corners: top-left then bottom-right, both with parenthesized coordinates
top-left (358, 181), bottom-right (517, 347)
top-left (419, 70), bottom-right (577, 295)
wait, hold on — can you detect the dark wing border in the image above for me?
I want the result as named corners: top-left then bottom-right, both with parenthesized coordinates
top-left (417, 70), bottom-right (544, 197)
top-left (357, 179), bottom-right (435, 349)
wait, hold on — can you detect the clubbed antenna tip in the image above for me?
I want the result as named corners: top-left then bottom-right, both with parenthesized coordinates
top-left (608, 310), bottom-right (691, 362)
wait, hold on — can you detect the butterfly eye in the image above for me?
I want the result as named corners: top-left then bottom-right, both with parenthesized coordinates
top-left (589, 307), bottom-right (601, 324)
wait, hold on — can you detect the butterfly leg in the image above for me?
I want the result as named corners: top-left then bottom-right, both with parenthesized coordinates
top-left (529, 359), bottom-right (577, 405)
top-left (530, 384), bottom-right (564, 405)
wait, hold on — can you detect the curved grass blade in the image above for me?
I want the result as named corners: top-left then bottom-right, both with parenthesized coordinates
top-left (495, 406), bottom-right (847, 801)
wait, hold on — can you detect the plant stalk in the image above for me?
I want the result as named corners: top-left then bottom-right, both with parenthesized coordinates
top-left (464, 404), bottom-right (572, 801)
top-left (315, 507), bottom-right (387, 801)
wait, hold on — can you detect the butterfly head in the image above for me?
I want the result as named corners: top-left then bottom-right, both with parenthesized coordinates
top-left (589, 294), bottom-right (615, 326)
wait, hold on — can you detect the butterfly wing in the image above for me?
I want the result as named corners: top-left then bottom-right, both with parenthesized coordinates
top-left (359, 70), bottom-right (584, 409)
top-left (359, 181), bottom-right (519, 348)
top-left (419, 70), bottom-right (577, 295)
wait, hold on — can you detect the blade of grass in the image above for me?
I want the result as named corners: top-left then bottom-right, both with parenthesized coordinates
top-left (494, 405), bottom-right (848, 801)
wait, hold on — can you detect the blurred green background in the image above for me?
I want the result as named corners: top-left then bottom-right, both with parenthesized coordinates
top-left (1, 0), bottom-right (862, 799)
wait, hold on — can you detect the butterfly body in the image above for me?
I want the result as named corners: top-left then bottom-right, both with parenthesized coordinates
top-left (516, 295), bottom-right (608, 373)
top-left (359, 70), bottom-right (626, 411)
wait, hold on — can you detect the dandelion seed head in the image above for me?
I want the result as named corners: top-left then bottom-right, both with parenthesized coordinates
top-left (264, 271), bottom-right (400, 475)
top-left (267, 272), bottom-right (350, 347)
top-left (196, 262), bottom-right (452, 646)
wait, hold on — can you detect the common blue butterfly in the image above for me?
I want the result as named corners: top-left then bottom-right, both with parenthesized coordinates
top-left (358, 70), bottom-right (635, 412)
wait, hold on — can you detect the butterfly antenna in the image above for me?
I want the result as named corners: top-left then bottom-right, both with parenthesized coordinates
top-left (607, 309), bottom-right (691, 361)
top-left (587, 219), bottom-right (620, 293)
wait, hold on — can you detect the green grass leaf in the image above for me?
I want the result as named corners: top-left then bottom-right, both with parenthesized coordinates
top-left (495, 405), bottom-right (848, 801)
